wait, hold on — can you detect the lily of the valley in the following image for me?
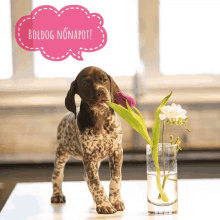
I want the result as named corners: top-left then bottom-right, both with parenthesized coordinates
top-left (159, 103), bottom-right (187, 121)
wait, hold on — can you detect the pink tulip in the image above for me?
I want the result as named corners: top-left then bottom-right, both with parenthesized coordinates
top-left (115, 91), bottom-right (136, 109)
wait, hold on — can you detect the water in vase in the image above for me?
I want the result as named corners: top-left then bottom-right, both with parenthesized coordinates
top-left (147, 171), bottom-right (178, 214)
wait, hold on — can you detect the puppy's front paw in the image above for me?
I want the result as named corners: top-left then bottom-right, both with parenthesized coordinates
top-left (112, 200), bottom-right (125, 211)
top-left (51, 193), bottom-right (66, 203)
top-left (96, 202), bottom-right (117, 214)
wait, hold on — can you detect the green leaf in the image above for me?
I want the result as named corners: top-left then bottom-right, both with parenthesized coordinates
top-left (151, 91), bottom-right (172, 169)
top-left (152, 91), bottom-right (172, 147)
top-left (106, 101), bottom-right (152, 145)
top-left (133, 106), bottom-right (146, 123)
top-left (151, 91), bottom-right (172, 202)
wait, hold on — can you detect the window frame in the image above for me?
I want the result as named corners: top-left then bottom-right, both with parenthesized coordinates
top-left (0, 0), bottom-right (219, 162)
top-left (138, 0), bottom-right (220, 104)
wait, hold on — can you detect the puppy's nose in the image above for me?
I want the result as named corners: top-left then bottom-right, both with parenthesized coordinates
top-left (96, 88), bottom-right (105, 97)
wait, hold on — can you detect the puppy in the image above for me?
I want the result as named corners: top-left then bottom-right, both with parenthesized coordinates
top-left (51, 66), bottom-right (125, 214)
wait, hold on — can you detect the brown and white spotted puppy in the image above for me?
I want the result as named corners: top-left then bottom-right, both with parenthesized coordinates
top-left (51, 66), bottom-right (125, 214)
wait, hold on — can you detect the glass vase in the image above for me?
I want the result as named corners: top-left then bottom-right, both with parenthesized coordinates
top-left (146, 143), bottom-right (178, 215)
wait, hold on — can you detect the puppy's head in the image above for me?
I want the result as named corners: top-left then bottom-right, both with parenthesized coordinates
top-left (65, 66), bottom-right (120, 117)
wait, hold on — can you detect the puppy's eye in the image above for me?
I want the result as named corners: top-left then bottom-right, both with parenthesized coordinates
top-left (82, 81), bottom-right (88, 87)
top-left (103, 78), bottom-right (108, 82)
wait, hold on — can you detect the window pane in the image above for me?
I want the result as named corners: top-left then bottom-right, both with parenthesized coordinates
top-left (0, 0), bottom-right (13, 79)
top-left (160, 0), bottom-right (220, 75)
top-left (33, 0), bottom-right (139, 78)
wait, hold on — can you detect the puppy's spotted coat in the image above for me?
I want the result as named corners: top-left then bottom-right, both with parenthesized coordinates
top-left (51, 66), bottom-right (125, 214)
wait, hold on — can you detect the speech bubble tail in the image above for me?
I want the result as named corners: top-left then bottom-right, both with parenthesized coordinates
top-left (72, 51), bottom-right (83, 61)
top-left (77, 56), bottom-right (83, 61)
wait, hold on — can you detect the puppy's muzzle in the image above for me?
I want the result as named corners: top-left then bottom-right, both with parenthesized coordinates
top-left (96, 88), bottom-right (111, 104)
top-left (96, 88), bottom-right (106, 98)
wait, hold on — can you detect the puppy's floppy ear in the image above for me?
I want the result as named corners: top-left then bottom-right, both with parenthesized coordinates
top-left (107, 75), bottom-right (120, 103)
top-left (65, 80), bottom-right (77, 118)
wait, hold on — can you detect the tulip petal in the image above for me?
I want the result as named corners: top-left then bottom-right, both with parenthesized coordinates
top-left (115, 91), bottom-right (136, 109)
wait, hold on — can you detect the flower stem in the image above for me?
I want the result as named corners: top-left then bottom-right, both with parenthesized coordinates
top-left (158, 136), bottom-right (178, 199)
top-left (162, 122), bottom-right (165, 172)
top-left (158, 122), bottom-right (166, 200)
top-left (162, 122), bottom-right (166, 176)
top-left (158, 135), bottom-right (177, 200)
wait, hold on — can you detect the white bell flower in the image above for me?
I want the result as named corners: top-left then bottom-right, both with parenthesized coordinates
top-left (159, 103), bottom-right (187, 121)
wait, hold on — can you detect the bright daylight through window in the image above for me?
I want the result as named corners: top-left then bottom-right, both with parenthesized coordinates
top-left (160, 0), bottom-right (220, 75)
top-left (0, 0), bottom-right (13, 79)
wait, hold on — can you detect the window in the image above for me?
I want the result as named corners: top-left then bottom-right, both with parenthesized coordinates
top-left (160, 0), bottom-right (220, 75)
top-left (0, 0), bottom-right (13, 79)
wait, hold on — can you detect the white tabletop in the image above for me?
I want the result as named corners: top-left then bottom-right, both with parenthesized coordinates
top-left (0, 179), bottom-right (219, 220)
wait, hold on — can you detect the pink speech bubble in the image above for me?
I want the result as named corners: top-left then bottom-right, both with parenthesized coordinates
top-left (15, 5), bottom-right (107, 61)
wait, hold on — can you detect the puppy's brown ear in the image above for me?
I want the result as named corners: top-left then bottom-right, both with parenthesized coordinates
top-left (65, 80), bottom-right (77, 118)
top-left (107, 75), bottom-right (120, 103)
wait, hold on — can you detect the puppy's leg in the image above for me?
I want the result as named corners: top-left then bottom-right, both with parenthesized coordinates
top-left (51, 144), bottom-right (70, 203)
top-left (83, 158), bottom-right (117, 214)
top-left (109, 148), bottom-right (125, 211)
